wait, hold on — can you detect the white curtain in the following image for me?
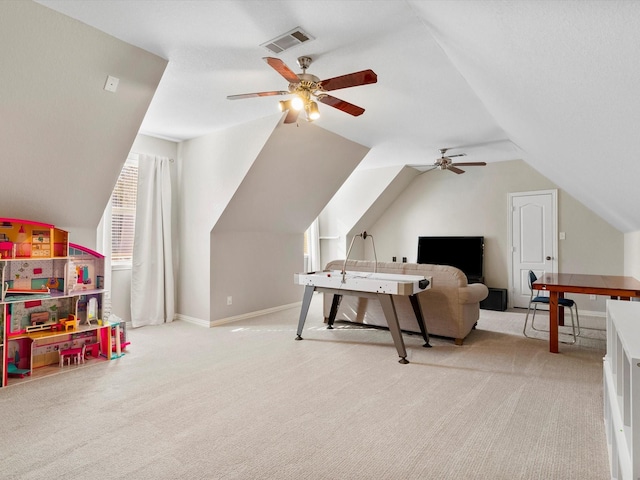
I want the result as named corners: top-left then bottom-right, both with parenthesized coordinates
top-left (131, 155), bottom-right (175, 327)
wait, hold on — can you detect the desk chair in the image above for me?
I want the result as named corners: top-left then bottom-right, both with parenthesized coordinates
top-left (523, 270), bottom-right (580, 344)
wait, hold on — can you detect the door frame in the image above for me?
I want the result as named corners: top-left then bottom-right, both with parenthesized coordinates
top-left (507, 189), bottom-right (558, 308)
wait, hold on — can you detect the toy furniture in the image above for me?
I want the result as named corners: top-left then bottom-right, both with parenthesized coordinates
top-left (86, 297), bottom-right (99, 325)
top-left (7, 358), bottom-right (31, 378)
top-left (0, 217), bottom-right (123, 389)
top-left (84, 342), bottom-right (100, 358)
top-left (59, 345), bottom-right (85, 367)
top-left (61, 314), bottom-right (77, 332)
top-left (0, 241), bottom-right (12, 259)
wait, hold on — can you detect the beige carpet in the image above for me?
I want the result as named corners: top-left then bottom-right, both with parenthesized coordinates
top-left (0, 295), bottom-right (610, 479)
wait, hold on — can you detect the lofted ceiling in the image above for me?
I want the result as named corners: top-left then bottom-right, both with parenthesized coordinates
top-left (35, 0), bottom-right (640, 233)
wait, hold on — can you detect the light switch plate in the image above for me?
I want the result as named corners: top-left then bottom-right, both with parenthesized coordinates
top-left (104, 75), bottom-right (119, 92)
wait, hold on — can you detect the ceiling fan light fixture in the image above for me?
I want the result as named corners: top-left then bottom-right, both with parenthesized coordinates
top-left (291, 96), bottom-right (304, 111)
top-left (307, 101), bottom-right (320, 120)
top-left (228, 56), bottom-right (376, 123)
top-left (278, 99), bottom-right (292, 112)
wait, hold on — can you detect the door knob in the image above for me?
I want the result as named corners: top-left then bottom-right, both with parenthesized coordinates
top-left (546, 256), bottom-right (552, 260)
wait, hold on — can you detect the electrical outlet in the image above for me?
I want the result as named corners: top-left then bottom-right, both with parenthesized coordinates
top-left (589, 295), bottom-right (596, 300)
top-left (227, 296), bottom-right (232, 305)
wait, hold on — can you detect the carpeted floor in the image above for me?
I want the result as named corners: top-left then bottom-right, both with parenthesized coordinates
top-left (0, 295), bottom-right (610, 479)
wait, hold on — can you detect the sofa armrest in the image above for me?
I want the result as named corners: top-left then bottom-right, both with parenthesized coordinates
top-left (458, 283), bottom-right (489, 304)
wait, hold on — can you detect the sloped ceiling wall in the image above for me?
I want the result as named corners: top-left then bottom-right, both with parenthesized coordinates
top-left (213, 121), bottom-right (370, 234)
top-left (415, 1), bottom-right (640, 233)
top-left (319, 165), bottom-right (418, 264)
top-left (1, 1), bottom-right (166, 229)
top-left (211, 120), bottom-right (369, 320)
top-left (177, 114), bottom-right (283, 323)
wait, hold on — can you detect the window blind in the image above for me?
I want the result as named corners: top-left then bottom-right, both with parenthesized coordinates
top-left (111, 157), bottom-right (138, 263)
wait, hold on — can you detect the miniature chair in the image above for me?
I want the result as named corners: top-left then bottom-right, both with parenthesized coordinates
top-left (61, 314), bottom-right (77, 331)
top-left (523, 270), bottom-right (580, 344)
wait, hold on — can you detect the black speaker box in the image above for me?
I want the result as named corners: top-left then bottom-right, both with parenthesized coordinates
top-left (480, 288), bottom-right (508, 311)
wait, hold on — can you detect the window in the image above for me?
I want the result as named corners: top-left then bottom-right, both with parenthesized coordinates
top-left (110, 156), bottom-right (138, 265)
top-left (304, 218), bottom-right (320, 272)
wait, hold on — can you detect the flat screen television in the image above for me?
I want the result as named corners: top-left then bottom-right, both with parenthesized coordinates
top-left (417, 236), bottom-right (484, 282)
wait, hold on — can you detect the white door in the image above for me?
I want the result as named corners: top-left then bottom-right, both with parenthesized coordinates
top-left (509, 190), bottom-right (558, 308)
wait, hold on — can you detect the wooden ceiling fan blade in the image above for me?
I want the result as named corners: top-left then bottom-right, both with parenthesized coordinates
top-left (447, 166), bottom-right (465, 174)
top-left (318, 95), bottom-right (365, 116)
top-left (320, 69), bottom-right (377, 91)
top-left (446, 153), bottom-right (466, 158)
top-left (263, 57), bottom-right (300, 83)
top-left (450, 162), bottom-right (487, 167)
top-left (227, 91), bottom-right (289, 100)
top-left (283, 108), bottom-right (300, 124)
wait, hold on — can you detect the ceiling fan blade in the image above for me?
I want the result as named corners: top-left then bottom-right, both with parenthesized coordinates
top-left (447, 166), bottom-right (466, 174)
top-left (450, 162), bottom-right (487, 167)
top-left (283, 108), bottom-right (300, 124)
top-left (227, 91), bottom-right (289, 100)
top-left (320, 69), bottom-right (377, 91)
top-left (317, 95), bottom-right (365, 116)
top-left (263, 57), bottom-right (300, 83)
top-left (446, 153), bottom-right (467, 158)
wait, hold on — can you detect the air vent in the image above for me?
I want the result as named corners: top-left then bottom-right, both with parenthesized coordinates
top-left (260, 27), bottom-right (314, 54)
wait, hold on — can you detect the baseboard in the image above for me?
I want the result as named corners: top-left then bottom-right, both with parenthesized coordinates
top-left (578, 309), bottom-right (606, 318)
top-left (514, 306), bottom-right (606, 318)
top-left (176, 302), bottom-right (302, 328)
top-left (210, 302), bottom-right (302, 327)
top-left (175, 313), bottom-right (210, 327)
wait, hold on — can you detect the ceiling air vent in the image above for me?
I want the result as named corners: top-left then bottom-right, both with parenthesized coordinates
top-left (260, 27), bottom-right (314, 54)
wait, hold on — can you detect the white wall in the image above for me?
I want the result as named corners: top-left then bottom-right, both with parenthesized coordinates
top-left (210, 231), bottom-right (302, 320)
top-left (209, 120), bottom-right (369, 322)
top-left (177, 114), bottom-right (282, 324)
top-left (361, 160), bottom-right (623, 313)
top-left (624, 231), bottom-right (640, 279)
top-left (1, 1), bottom-right (166, 230)
top-left (319, 165), bottom-right (416, 265)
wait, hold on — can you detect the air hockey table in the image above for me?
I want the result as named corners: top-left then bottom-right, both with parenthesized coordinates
top-left (294, 270), bottom-right (432, 363)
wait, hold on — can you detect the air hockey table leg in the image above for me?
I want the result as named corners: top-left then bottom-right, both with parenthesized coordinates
top-left (409, 294), bottom-right (431, 348)
top-left (295, 285), bottom-right (315, 340)
top-left (326, 294), bottom-right (343, 329)
top-left (377, 293), bottom-right (409, 364)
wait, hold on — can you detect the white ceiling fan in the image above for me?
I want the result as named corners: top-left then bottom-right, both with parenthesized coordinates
top-left (409, 148), bottom-right (487, 174)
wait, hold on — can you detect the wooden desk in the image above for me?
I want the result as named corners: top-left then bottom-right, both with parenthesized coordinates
top-left (533, 273), bottom-right (640, 353)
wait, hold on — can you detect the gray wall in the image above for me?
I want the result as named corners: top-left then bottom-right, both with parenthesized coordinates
top-left (209, 120), bottom-right (369, 321)
top-left (177, 115), bottom-right (281, 324)
top-left (1, 1), bottom-right (166, 230)
top-left (363, 160), bottom-right (623, 313)
top-left (178, 114), bottom-right (370, 324)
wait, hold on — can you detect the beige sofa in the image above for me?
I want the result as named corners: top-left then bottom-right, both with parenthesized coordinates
top-left (323, 259), bottom-right (489, 345)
